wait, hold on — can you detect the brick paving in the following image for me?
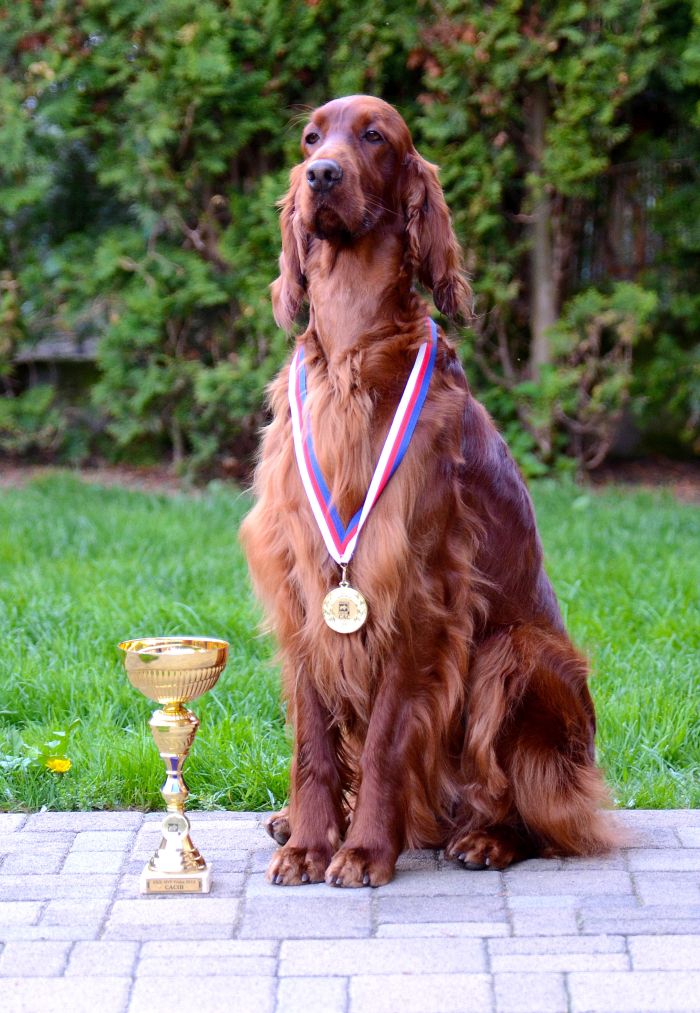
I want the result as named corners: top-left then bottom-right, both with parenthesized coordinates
top-left (0, 810), bottom-right (698, 1012)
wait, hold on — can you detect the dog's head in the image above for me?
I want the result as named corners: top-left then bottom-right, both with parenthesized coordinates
top-left (272, 95), bottom-right (471, 331)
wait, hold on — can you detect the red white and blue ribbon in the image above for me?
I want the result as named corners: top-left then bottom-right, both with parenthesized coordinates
top-left (288, 318), bottom-right (438, 566)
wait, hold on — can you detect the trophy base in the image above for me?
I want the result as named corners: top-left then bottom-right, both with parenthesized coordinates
top-left (140, 864), bottom-right (212, 895)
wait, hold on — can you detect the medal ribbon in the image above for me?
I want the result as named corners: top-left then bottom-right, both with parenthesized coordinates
top-left (288, 317), bottom-right (438, 566)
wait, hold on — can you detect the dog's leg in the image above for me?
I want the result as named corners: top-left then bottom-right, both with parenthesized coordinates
top-left (447, 626), bottom-right (619, 870)
top-left (325, 662), bottom-right (417, 888)
top-left (267, 675), bottom-right (346, 886)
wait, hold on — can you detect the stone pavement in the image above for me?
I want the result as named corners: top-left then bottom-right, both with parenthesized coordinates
top-left (0, 810), bottom-right (699, 1013)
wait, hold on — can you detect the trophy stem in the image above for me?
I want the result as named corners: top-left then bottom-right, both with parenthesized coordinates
top-left (141, 703), bottom-right (212, 894)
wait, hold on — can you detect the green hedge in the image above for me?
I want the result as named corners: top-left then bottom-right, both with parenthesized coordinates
top-left (1, 1), bottom-right (699, 476)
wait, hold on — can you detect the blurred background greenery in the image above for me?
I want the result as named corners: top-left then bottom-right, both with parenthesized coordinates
top-left (1, 0), bottom-right (699, 479)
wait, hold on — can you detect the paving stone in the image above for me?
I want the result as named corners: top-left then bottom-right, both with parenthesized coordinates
top-left (4, 809), bottom-right (700, 1010)
top-left (507, 895), bottom-right (580, 910)
top-left (130, 974), bottom-right (275, 1013)
top-left (375, 867), bottom-right (504, 896)
top-left (280, 937), bottom-right (486, 976)
top-left (126, 860), bottom-right (150, 875)
top-left (505, 869), bottom-right (633, 897)
top-left (490, 935), bottom-right (625, 955)
top-left (65, 941), bottom-right (139, 977)
top-left (0, 874), bottom-right (118, 900)
top-left (627, 848), bottom-right (700, 871)
top-left (0, 925), bottom-right (106, 942)
top-left (568, 970), bottom-right (700, 1011)
top-left (0, 941), bottom-right (71, 977)
top-left (506, 858), bottom-right (564, 871)
top-left (0, 832), bottom-right (75, 855)
top-left (0, 902), bottom-right (43, 926)
top-left (132, 821), bottom-right (264, 856)
top-left (1, 851), bottom-right (65, 874)
top-left (490, 934), bottom-right (628, 972)
top-left (498, 951), bottom-right (629, 972)
top-left (628, 934), bottom-right (700, 970)
top-left (493, 972), bottom-right (567, 1013)
top-left (251, 848), bottom-right (278, 872)
top-left (3, 977), bottom-right (130, 1013)
top-left (41, 898), bottom-right (112, 927)
top-left (70, 831), bottom-right (135, 852)
top-left (207, 854), bottom-right (251, 873)
top-left (246, 873), bottom-right (370, 900)
top-left (133, 818), bottom-right (263, 834)
top-left (396, 849), bottom-right (440, 871)
top-left (0, 815), bottom-right (26, 832)
top-left (139, 954), bottom-right (275, 976)
top-left (131, 848), bottom-right (248, 872)
top-left (349, 973), bottom-right (493, 1012)
top-left (103, 923), bottom-right (236, 941)
top-left (107, 897), bottom-right (239, 925)
top-left (62, 851), bottom-right (125, 874)
top-left (116, 873), bottom-right (146, 896)
top-left (626, 827), bottom-right (684, 849)
top-left (510, 909), bottom-right (579, 936)
top-left (582, 914), bottom-right (700, 936)
top-left (277, 976), bottom-right (347, 1013)
top-left (239, 896), bottom-right (372, 939)
top-left (142, 940), bottom-right (276, 957)
top-left (206, 871), bottom-right (248, 896)
top-left (615, 810), bottom-right (700, 829)
top-left (559, 853), bottom-right (627, 870)
top-left (634, 871), bottom-right (700, 905)
top-left (190, 819), bottom-right (264, 831)
top-left (377, 894), bottom-right (506, 924)
top-left (377, 921), bottom-right (509, 937)
top-left (574, 895), bottom-right (642, 913)
top-left (103, 900), bottom-right (239, 942)
top-left (24, 812), bottom-right (143, 832)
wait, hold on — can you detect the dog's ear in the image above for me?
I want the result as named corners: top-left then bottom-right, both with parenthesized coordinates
top-left (271, 164), bottom-right (307, 332)
top-left (401, 150), bottom-right (472, 321)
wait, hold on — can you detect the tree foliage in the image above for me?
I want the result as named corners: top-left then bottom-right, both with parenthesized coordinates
top-left (0, 0), bottom-right (698, 474)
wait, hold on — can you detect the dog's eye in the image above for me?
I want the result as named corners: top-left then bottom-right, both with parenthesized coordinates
top-left (363, 129), bottom-right (384, 144)
top-left (305, 131), bottom-right (320, 145)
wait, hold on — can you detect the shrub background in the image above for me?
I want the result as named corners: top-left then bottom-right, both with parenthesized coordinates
top-left (1, 1), bottom-right (699, 476)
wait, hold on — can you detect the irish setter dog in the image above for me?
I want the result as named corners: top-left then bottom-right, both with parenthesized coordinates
top-left (240, 95), bottom-right (617, 888)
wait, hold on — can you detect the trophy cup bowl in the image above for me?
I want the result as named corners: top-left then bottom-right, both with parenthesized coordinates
top-left (119, 636), bottom-right (229, 894)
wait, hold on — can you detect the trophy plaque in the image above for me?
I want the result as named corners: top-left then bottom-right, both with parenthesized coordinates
top-left (118, 636), bottom-right (229, 894)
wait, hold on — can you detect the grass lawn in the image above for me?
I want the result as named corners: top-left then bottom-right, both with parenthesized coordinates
top-left (0, 472), bottom-right (698, 813)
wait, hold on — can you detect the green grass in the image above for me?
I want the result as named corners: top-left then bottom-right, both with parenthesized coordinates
top-left (0, 473), bottom-right (697, 812)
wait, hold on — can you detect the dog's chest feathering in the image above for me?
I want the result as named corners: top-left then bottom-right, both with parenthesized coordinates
top-left (240, 330), bottom-right (477, 725)
top-left (303, 353), bottom-right (378, 530)
top-left (278, 348), bottom-right (473, 713)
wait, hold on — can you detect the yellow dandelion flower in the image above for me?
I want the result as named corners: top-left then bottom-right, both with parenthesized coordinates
top-left (45, 757), bottom-right (71, 774)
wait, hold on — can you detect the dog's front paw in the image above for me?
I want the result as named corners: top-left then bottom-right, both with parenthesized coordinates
top-left (267, 844), bottom-right (329, 886)
top-left (265, 807), bottom-right (291, 845)
top-left (446, 827), bottom-right (528, 870)
top-left (325, 846), bottom-right (395, 888)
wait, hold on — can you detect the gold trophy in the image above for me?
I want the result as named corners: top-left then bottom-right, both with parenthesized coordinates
top-left (118, 636), bottom-right (229, 894)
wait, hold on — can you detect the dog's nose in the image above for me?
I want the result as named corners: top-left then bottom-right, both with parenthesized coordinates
top-left (306, 159), bottom-right (343, 193)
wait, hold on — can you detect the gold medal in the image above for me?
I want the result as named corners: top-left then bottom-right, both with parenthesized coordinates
top-left (322, 576), bottom-right (368, 634)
